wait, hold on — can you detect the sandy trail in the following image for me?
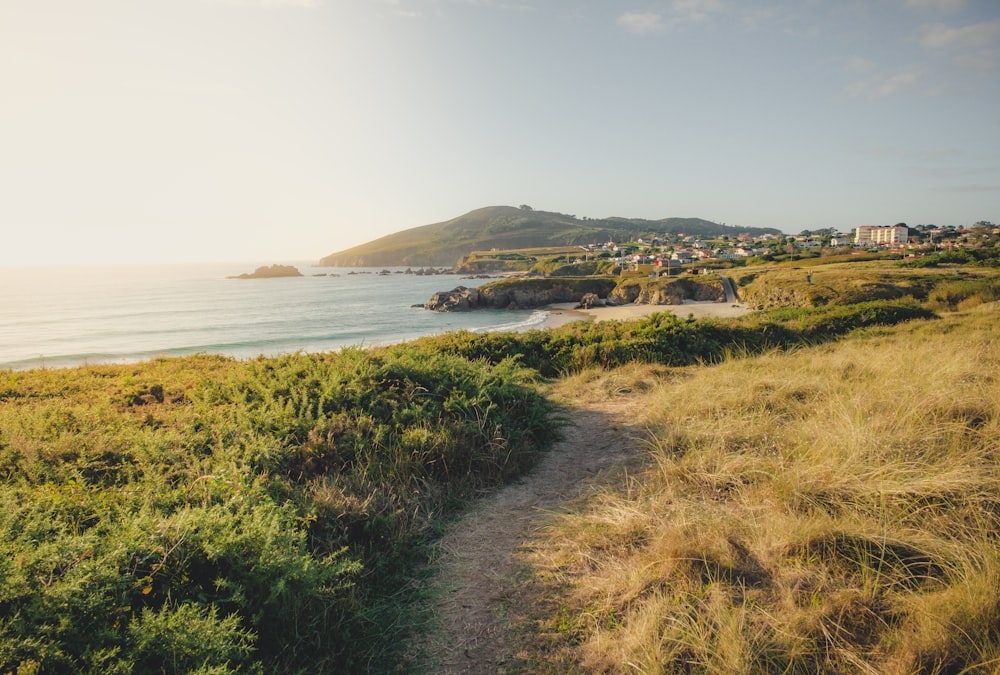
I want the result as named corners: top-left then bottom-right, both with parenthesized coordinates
top-left (419, 397), bottom-right (645, 673)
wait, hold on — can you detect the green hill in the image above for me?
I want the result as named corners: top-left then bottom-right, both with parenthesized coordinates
top-left (318, 206), bottom-right (782, 267)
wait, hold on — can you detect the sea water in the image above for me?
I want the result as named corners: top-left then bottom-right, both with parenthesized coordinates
top-left (0, 262), bottom-right (546, 371)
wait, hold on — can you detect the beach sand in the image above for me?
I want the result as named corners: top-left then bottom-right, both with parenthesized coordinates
top-left (537, 300), bottom-right (752, 329)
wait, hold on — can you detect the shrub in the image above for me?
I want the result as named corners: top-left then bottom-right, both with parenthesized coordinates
top-left (416, 300), bottom-right (935, 376)
top-left (0, 347), bottom-right (562, 672)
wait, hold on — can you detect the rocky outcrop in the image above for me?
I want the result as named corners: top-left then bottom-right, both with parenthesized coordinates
top-left (227, 264), bottom-right (303, 279)
top-left (576, 293), bottom-right (604, 309)
top-left (423, 279), bottom-right (619, 312)
top-left (424, 287), bottom-right (480, 312)
top-left (422, 277), bottom-right (730, 313)
top-left (610, 284), bottom-right (686, 305)
top-left (477, 279), bottom-right (619, 310)
top-left (610, 277), bottom-right (724, 305)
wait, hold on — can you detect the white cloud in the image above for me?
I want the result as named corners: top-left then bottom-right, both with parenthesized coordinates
top-left (618, 0), bottom-right (727, 34)
top-left (846, 69), bottom-right (922, 99)
top-left (922, 19), bottom-right (1000, 49)
top-left (845, 56), bottom-right (877, 72)
top-left (671, 0), bottom-right (725, 24)
top-left (617, 12), bottom-right (665, 34)
top-left (876, 70), bottom-right (921, 96)
top-left (920, 19), bottom-right (1000, 73)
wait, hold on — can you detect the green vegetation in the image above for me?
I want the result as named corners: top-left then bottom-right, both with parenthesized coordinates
top-left (0, 349), bottom-right (559, 672)
top-left (6, 258), bottom-right (1000, 672)
top-left (319, 206), bottom-right (778, 267)
top-left (902, 247), bottom-right (1000, 268)
top-left (726, 260), bottom-right (999, 309)
top-left (416, 300), bottom-right (934, 378)
top-left (513, 302), bottom-right (1000, 673)
top-left (454, 246), bottom-right (607, 275)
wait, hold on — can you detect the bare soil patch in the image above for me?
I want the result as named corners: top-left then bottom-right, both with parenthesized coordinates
top-left (417, 396), bottom-right (646, 673)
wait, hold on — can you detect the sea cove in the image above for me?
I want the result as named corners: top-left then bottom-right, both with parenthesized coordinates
top-left (0, 263), bottom-right (545, 371)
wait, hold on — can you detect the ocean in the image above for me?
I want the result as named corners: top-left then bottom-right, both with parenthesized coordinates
top-left (0, 262), bottom-right (546, 371)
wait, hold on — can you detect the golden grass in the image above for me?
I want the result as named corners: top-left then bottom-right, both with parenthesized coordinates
top-left (727, 260), bottom-right (1000, 308)
top-left (522, 304), bottom-right (1000, 673)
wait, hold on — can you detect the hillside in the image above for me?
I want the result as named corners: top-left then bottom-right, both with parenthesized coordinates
top-left (319, 206), bottom-right (781, 267)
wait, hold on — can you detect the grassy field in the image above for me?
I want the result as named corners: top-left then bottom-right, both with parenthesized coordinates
top-left (727, 259), bottom-right (1000, 310)
top-left (2, 259), bottom-right (999, 672)
top-left (513, 302), bottom-right (1000, 673)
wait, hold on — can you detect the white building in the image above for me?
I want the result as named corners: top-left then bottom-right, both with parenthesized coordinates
top-left (855, 225), bottom-right (908, 247)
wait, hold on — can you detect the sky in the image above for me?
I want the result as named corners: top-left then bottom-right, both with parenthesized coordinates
top-left (1, 0), bottom-right (998, 267)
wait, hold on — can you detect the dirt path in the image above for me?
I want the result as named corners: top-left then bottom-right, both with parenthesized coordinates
top-left (418, 397), bottom-right (645, 673)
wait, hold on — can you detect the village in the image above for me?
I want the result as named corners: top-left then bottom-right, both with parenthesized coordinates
top-left (576, 221), bottom-right (999, 274)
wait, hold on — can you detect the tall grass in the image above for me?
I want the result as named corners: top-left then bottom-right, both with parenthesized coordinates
top-left (926, 277), bottom-right (1000, 311)
top-left (523, 303), bottom-right (1000, 672)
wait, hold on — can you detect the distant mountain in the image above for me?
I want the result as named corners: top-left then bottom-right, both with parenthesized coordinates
top-left (318, 206), bottom-right (782, 267)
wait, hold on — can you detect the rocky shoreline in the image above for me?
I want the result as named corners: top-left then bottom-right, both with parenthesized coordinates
top-left (421, 278), bottom-right (619, 312)
top-left (421, 276), bottom-right (727, 313)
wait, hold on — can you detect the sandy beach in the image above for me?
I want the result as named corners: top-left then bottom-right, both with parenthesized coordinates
top-left (537, 300), bottom-right (752, 329)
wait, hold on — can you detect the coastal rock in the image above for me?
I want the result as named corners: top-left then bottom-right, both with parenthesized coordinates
top-left (423, 278), bottom-right (618, 312)
top-left (477, 282), bottom-right (613, 309)
top-left (576, 293), bottom-right (604, 309)
top-left (609, 278), bottom-right (725, 305)
top-left (611, 285), bottom-right (684, 305)
top-left (227, 264), bottom-right (303, 279)
top-left (424, 286), bottom-right (480, 312)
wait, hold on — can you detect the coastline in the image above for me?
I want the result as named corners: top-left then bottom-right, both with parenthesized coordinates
top-left (536, 300), bottom-right (752, 330)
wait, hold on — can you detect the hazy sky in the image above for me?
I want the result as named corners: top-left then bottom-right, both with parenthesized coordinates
top-left (2, 0), bottom-right (998, 266)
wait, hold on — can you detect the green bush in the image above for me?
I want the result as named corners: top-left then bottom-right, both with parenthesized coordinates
top-left (416, 300), bottom-right (934, 377)
top-left (0, 348), bottom-right (561, 672)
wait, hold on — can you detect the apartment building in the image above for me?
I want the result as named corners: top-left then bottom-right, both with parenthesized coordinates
top-left (854, 225), bottom-right (908, 246)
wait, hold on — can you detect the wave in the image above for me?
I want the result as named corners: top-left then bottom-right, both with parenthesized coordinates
top-left (472, 310), bottom-right (549, 334)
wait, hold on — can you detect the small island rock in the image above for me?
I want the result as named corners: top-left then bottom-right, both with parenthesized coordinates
top-left (228, 264), bottom-right (303, 279)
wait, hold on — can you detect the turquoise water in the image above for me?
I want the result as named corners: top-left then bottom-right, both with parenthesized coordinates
top-left (0, 262), bottom-right (544, 371)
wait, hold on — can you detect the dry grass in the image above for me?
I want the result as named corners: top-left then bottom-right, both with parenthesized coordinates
top-left (520, 303), bottom-right (1000, 673)
top-left (727, 260), bottom-right (999, 309)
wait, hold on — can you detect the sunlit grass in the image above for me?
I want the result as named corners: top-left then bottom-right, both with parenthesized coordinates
top-left (522, 303), bottom-right (1000, 672)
